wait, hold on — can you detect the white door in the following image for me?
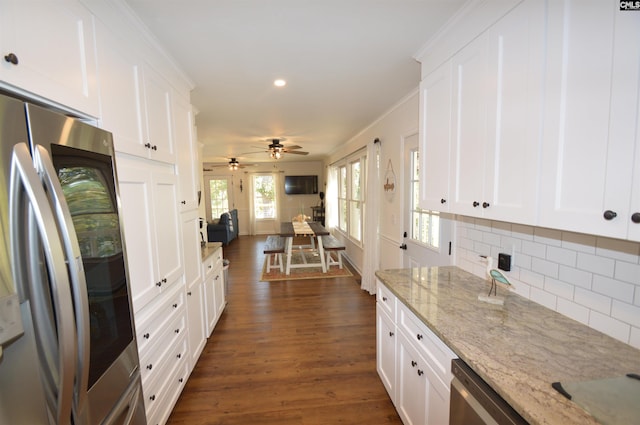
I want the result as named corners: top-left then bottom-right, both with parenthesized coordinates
top-left (403, 133), bottom-right (453, 268)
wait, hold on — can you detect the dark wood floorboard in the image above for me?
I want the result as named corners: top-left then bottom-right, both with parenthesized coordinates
top-left (166, 235), bottom-right (402, 425)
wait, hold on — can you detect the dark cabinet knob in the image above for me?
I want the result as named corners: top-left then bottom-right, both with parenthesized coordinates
top-left (4, 53), bottom-right (18, 65)
top-left (399, 243), bottom-right (407, 250)
top-left (417, 369), bottom-right (424, 376)
top-left (473, 201), bottom-right (480, 207)
top-left (143, 333), bottom-right (150, 339)
top-left (144, 142), bottom-right (151, 149)
top-left (631, 213), bottom-right (640, 224)
top-left (146, 364), bottom-right (153, 370)
top-left (173, 303), bottom-right (178, 308)
top-left (482, 202), bottom-right (490, 208)
top-left (389, 331), bottom-right (394, 337)
top-left (177, 353), bottom-right (182, 359)
top-left (411, 360), bottom-right (417, 367)
top-left (187, 291), bottom-right (192, 296)
top-left (149, 395), bottom-right (156, 401)
top-left (416, 334), bottom-right (423, 340)
top-left (179, 378), bottom-right (184, 383)
top-left (440, 198), bottom-right (446, 204)
top-left (603, 210), bottom-right (617, 220)
top-left (382, 296), bottom-right (387, 302)
top-left (181, 200), bottom-right (186, 205)
top-left (162, 278), bottom-right (167, 283)
top-left (175, 328), bottom-right (180, 334)
top-left (156, 281), bottom-right (162, 287)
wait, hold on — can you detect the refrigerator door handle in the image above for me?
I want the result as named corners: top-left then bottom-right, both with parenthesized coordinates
top-left (9, 142), bottom-right (75, 425)
top-left (33, 144), bottom-right (91, 414)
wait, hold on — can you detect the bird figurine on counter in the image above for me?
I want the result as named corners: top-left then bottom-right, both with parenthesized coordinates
top-left (478, 255), bottom-right (513, 305)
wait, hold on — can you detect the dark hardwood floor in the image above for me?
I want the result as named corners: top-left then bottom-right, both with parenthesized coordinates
top-left (166, 235), bottom-right (402, 425)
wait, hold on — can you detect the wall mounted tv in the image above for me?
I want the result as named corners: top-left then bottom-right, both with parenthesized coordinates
top-left (284, 175), bottom-right (318, 195)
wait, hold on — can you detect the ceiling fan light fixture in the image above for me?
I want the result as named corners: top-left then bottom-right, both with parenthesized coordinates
top-left (228, 158), bottom-right (240, 170)
top-left (274, 79), bottom-right (286, 87)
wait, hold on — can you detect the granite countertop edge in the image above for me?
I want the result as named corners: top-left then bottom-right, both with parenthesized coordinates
top-left (200, 242), bottom-right (222, 261)
top-left (375, 266), bottom-right (640, 425)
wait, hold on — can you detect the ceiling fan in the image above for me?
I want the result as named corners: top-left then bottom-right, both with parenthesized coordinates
top-left (203, 158), bottom-right (253, 171)
top-left (250, 138), bottom-right (309, 159)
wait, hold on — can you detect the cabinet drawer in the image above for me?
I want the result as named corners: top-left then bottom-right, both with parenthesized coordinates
top-left (398, 302), bottom-right (456, 386)
top-left (144, 336), bottom-right (189, 425)
top-left (376, 280), bottom-right (397, 320)
top-left (135, 284), bottom-right (185, 354)
top-left (202, 248), bottom-right (222, 277)
top-left (139, 312), bottom-right (187, 386)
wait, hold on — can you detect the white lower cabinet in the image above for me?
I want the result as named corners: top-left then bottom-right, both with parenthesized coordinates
top-left (203, 246), bottom-right (226, 336)
top-left (376, 280), bottom-right (456, 425)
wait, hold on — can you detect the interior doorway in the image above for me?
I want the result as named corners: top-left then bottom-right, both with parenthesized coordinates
top-left (402, 133), bottom-right (453, 268)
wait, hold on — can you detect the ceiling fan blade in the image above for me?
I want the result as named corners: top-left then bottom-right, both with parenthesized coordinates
top-left (284, 145), bottom-right (303, 150)
top-left (285, 150), bottom-right (309, 155)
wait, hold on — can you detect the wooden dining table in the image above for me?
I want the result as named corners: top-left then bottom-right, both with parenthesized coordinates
top-left (279, 221), bottom-right (330, 275)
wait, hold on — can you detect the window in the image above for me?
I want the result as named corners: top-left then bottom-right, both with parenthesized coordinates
top-left (253, 175), bottom-right (276, 219)
top-left (208, 178), bottom-right (229, 220)
top-left (409, 149), bottom-right (439, 249)
top-left (334, 152), bottom-right (366, 243)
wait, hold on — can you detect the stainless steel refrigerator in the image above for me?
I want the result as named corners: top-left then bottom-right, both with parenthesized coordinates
top-left (0, 93), bottom-right (146, 424)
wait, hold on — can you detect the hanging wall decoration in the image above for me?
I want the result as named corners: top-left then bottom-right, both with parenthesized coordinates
top-left (384, 159), bottom-right (396, 202)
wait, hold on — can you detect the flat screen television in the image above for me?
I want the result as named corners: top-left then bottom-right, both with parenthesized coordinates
top-left (284, 175), bottom-right (318, 195)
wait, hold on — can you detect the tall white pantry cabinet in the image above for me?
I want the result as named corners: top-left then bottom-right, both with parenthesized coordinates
top-left (0, 1), bottom-right (216, 424)
top-left (418, 0), bottom-right (640, 242)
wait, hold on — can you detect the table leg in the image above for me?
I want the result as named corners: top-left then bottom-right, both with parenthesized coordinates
top-left (285, 236), bottom-right (293, 275)
top-left (317, 236), bottom-right (327, 273)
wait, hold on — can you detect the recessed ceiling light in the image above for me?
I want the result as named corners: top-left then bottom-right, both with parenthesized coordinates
top-left (274, 79), bottom-right (286, 87)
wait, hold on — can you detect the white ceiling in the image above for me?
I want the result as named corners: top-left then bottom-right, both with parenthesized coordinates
top-left (124, 0), bottom-right (466, 165)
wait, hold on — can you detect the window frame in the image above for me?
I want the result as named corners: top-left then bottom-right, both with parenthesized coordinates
top-left (333, 150), bottom-right (366, 246)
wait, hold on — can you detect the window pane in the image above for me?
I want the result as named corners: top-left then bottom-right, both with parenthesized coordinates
top-left (339, 199), bottom-right (347, 231)
top-left (209, 179), bottom-right (229, 220)
top-left (253, 175), bottom-right (275, 219)
top-left (339, 166), bottom-right (347, 197)
top-left (351, 160), bottom-right (361, 200)
top-left (349, 200), bottom-right (361, 241)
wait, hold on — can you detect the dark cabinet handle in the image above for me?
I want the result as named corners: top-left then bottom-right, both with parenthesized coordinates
top-left (632, 212), bottom-right (640, 224)
top-left (417, 369), bottom-right (424, 376)
top-left (181, 200), bottom-right (186, 205)
top-left (151, 145), bottom-right (157, 151)
top-left (187, 291), bottom-right (192, 296)
top-left (416, 334), bottom-right (423, 340)
top-left (175, 328), bottom-right (180, 334)
top-left (399, 243), bottom-right (407, 250)
top-left (389, 331), bottom-right (394, 337)
top-left (149, 395), bottom-right (156, 401)
top-left (156, 281), bottom-right (162, 287)
top-left (482, 202), bottom-right (490, 208)
top-left (143, 333), bottom-right (150, 339)
top-left (411, 360), bottom-right (417, 367)
top-left (162, 278), bottom-right (167, 283)
top-left (144, 143), bottom-right (151, 149)
top-left (440, 198), bottom-right (446, 204)
top-left (382, 296), bottom-right (387, 302)
top-left (146, 364), bottom-right (153, 370)
top-left (4, 53), bottom-right (18, 65)
top-left (179, 378), bottom-right (184, 383)
top-left (173, 303), bottom-right (178, 308)
top-left (473, 201), bottom-right (480, 207)
top-left (177, 353), bottom-right (182, 359)
top-left (603, 210), bottom-right (617, 220)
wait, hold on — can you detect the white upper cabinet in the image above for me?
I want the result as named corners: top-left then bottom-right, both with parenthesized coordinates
top-left (449, 0), bottom-right (544, 224)
top-left (419, 61), bottom-right (452, 212)
top-left (539, 0), bottom-right (640, 241)
top-left (0, 0), bottom-right (99, 116)
top-left (174, 95), bottom-right (200, 210)
top-left (140, 64), bottom-right (176, 164)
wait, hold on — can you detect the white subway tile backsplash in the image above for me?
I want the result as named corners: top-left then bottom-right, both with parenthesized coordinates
top-left (592, 275), bottom-right (635, 302)
top-left (614, 261), bottom-right (640, 285)
top-left (558, 265), bottom-right (591, 289)
top-left (522, 240), bottom-right (546, 259)
top-left (455, 217), bottom-right (640, 347)
top-left (576, 252), bottom-right (615, 277)
top-left (589, 311), bottom-right (631, 344)
top-left (544, 278), bottom-right (574, 300)
top-left (547, 246), bottom-right (577, 267)
top-left (574, 287), bottom-right (611, 315)
top-left (531, 257), bottom-right (559, 278)
top-left (611, 300), bottom-right (640, 328)
top-left (557, 298), bottom-right (590, 325)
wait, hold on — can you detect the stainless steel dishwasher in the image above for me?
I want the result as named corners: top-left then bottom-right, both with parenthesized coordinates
top-left (450, 359), bottom-right (529, 425)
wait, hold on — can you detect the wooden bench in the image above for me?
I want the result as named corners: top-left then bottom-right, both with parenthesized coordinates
top-left (321, 235), bottom-right (345, 269)
top-left (263, 235), bottom-right (285, 273)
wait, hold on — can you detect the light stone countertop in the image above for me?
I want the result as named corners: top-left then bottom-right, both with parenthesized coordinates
top-left (201, 242), bottom-right (222, 261)
top-left (375, 266), bottom-right (640, 425)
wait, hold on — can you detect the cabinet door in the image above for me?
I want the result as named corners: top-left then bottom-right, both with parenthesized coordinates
top-left (213, 270), bottom-right (225, 323)
top-left (203, 273), bottom-right (216, 337)
top-left (141, 65), bottom-right (176, 164)
top-left (174, 95), bottom-right (199, 210)
top-left (0, 0), bottom-right (99, 116)
top-left (95, 23), bottom-right (146, 157)
top-left (396, 332), bottom-right (427, 425)
top-left (450, 35), bottom-right (490, 217)
top-left (419, 61), bottom-right (452, 212)
top-left (117, 163), bottom-right (159, 311)
top-left (539, 0), bottom-right (640, 239)
top-left (152, 171), bottom-right (183, 289)
top-left (186, 281), bottom-right (205, 369)
top-left (482, 0), bottom-right (544, 225)
top-left (376, 305), bottom-right (396, 401)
